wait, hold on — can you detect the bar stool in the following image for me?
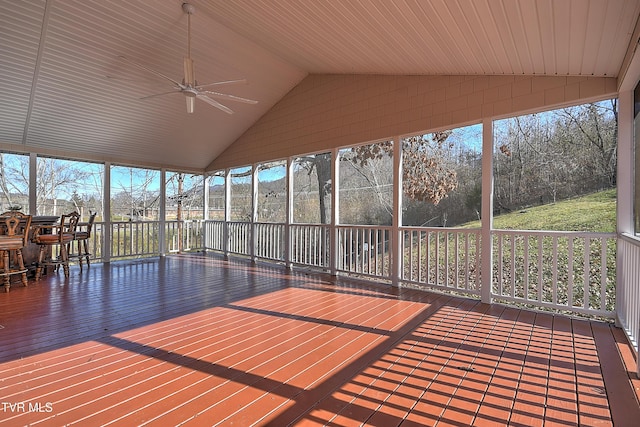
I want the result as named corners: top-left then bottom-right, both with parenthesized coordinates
top-left (32, 212), bottom-right (79, 280)
top-left (69, 211), bottom-right (96, 272)
top-left (0, 211), bottom-right (32, 292)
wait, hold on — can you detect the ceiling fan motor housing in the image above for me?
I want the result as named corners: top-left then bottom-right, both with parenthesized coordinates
top-left (183, 88), bottom-right (197, 97)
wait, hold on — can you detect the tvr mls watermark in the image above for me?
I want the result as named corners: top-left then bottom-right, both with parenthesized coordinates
top-left (2, 401), bottom-right (53, 413)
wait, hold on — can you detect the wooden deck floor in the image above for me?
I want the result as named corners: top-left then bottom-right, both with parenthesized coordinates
top-left (0, 254), bottom-right (638, 426)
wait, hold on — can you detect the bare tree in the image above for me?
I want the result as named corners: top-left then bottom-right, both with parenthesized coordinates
top-left (339, 142), bottom-right (394, 224)
top-left (555, 100), bottom-right (618, 187)
top-left (293, 153), bottom-right (332, 224)
top-left (494, 101), bottom-right (617, 212)
top-left (291, 132), bottom-right (466, 227)
top-left (111, 166), bottom-right (160, 220)
top-left (0, 153), bottom-right (28, 211)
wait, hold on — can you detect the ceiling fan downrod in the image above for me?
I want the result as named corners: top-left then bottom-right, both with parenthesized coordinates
top-left (182, 3), bottom-right (196, 112)
top-left (182, 3), bottom-right (195, 59)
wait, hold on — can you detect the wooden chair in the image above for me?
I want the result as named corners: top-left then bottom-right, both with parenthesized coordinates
top-left (69, 211), bottom-right (96, 272)
top-left (32, 212), bottom-right (80, 280)
top-left (0, 211), bottom-right (32, 292)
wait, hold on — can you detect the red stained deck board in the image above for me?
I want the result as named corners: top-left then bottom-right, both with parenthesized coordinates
top-left (0, 254), bottom-right (638, 426)
top-left (591, 321), bottom-right (640, 427)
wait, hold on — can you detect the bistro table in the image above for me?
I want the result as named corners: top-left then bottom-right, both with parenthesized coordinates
top-left (23, 215), bottom-right (60, 276)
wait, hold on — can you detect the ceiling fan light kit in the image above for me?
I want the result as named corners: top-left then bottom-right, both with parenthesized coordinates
top-left (120, 2), bottom-right (257, 114)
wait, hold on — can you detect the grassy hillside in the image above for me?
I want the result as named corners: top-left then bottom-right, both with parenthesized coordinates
top-left (461, 189), bottom-right (616, 232)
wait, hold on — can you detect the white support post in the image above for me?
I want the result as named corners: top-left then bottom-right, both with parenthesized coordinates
top-left (29, 153), bottom-right (37, 215)
top-left (203, 174), bottom-right (210, 221)
top-left (159, 168), bottom-right (166, 257)
top-left (285, 157), bottom-right (293, 269)
top-left (202, 174), bottom-right (210, 252)
top-left (103, 162), bottom-right (111, 264)
top-left (251, 164), bottom-right (258, 262)
top-left (224, 169), bottom-right (231, 258)
top-left (330, 149), bottom-right (339, 276)
top-left (616, 90), bottom-right (634, 332)
top-left (481, 118), bottom-right (494, 304)
top-left (392, 136), bottom-right (402, 287)
top-left (617, 90), bottom-right (634, 236)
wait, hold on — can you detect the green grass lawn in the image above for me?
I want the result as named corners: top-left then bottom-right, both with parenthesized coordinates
top-left (461, 188), bottom-right (616, 232)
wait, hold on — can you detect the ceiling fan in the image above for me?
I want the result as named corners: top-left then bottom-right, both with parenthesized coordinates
top-left (119, 2), bottom-right (257, 114)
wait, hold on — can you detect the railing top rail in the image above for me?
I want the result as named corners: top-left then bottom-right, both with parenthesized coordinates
top-left (492, 228), bottom-right (616, 238)
top-left (109, 220), bottom-right (160, 225)
top-left (290, 223), bottom-right (330, 227)
top-left (401, 226), bottom-right (481, 232)
top-left (336, 224), bottom-right (394, 231)
top-left (621, 232), bottom-right (640, 245)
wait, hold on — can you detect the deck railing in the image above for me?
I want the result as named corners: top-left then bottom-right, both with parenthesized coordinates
top-left (255, 222), bottom-right (286, 261)
top-left (109, 221), bottom-right (160, 259)
top-left (165, 220), bottom-right (204, 253)
top-left (617, 234), bottom-right (640, 368)
top-left (290, 224), bottom-right (329, 268)
top-left (401, 227), bottom-right (481, 295)
top-left (204, 220), bottom-right (226, 252)
top-left (227, 221), bottom-right (252, 257)
top-left (492, 230), bottom-right (616, 318)
top-left (64, 218), bottom-right (631, 322)
top-left (61, 220), bottom-right (205, 263)
top-left (337, 225), bottom-right (393, 280)
top-left (202, 220), bottom-right (620, 319)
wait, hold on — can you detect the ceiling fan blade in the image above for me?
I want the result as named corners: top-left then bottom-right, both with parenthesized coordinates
top-left (196, 94), bottom-right (234, 114)
top-left (140, 90), bottom-right (181, 100)
top-left (200, 91), bottom-right (258, 104)
top-left (195, 79), bottom-right (246, 89)
top-left (184, 57), bottom-right (195, 85)
top-left (119, 55), bottom-right (182, 87)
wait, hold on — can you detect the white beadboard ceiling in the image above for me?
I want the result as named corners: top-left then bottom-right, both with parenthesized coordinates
top-left (1, 0), bottom-right (639, 171)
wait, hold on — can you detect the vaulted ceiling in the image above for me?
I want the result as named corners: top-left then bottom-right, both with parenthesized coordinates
top-left (1, 0), bottom-right (639, 171)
